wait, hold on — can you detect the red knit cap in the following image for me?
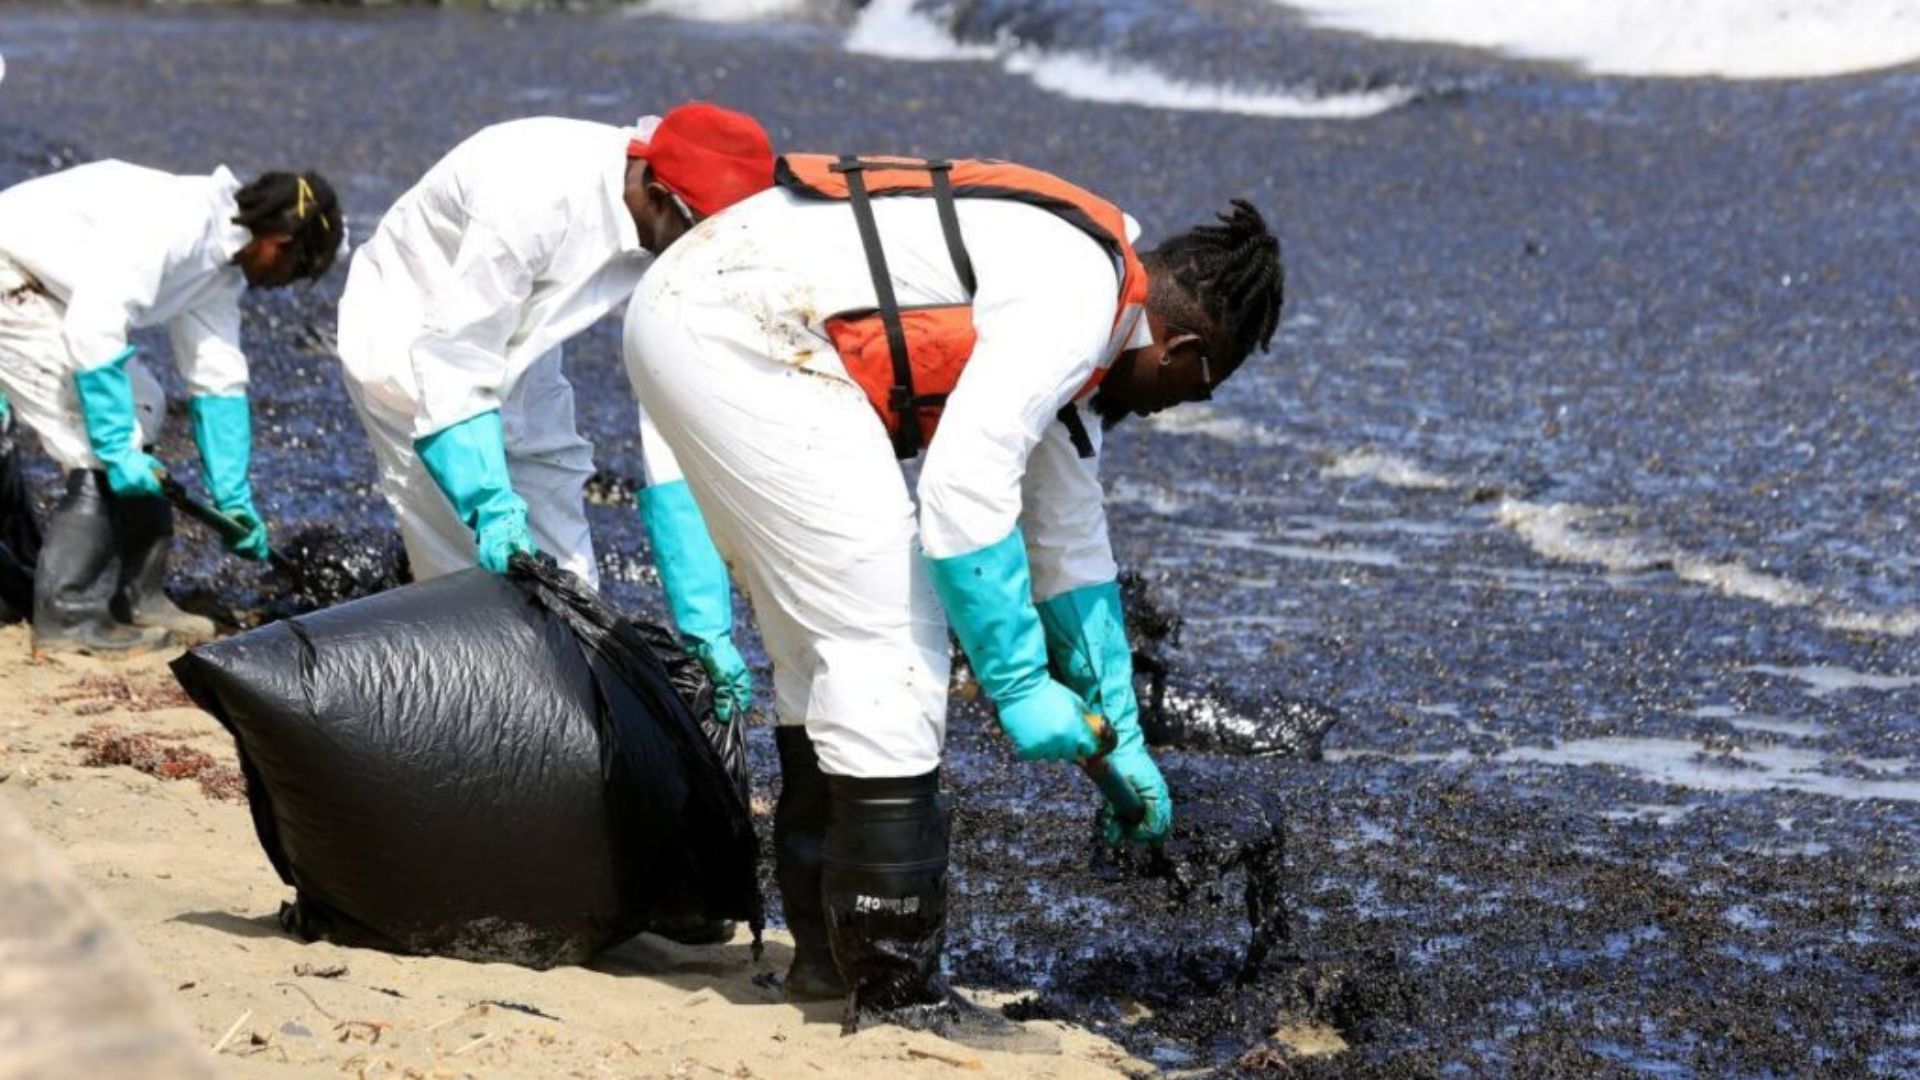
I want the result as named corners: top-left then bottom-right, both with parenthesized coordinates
top-left (627, 102), bottom-right (775, 219)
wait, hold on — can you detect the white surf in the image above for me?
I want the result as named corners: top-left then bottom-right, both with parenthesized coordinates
top-left (1278, 0), bottom-right (1920, 78)
top-left (845, 0), bottom-right (1415, 118)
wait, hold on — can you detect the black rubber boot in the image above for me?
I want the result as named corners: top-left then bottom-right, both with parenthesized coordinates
top-left (31, 471), bottom-right (168, 657)
top-left (822, 771), bottom-right (1056, 1054)
top-left (110, 488), bottom-right (215, 645)
top-left (775, 727), bottom-right (847, 1001)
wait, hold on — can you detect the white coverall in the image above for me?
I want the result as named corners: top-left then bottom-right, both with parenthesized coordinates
top-left (626, 187), bottom-right (1149, 778)
top-left (0, 162), bottom-right (251, 468)
top-left (335, 117), bottom-right (661, 587)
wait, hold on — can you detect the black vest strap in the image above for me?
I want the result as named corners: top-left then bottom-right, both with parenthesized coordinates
top-left (826, 154), bottom-right (1093, 460)
top-left (835, 156), bottom-right (922, 459)
top-left (926, 161), bottom-right (977, 295)
top-left (1056, 403), bottom-right (1095, 460)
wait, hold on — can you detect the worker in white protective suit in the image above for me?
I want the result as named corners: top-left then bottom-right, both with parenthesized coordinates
top-left (626, 154), bottom-right (1285, 1049)
top-left (333, 103), bottom-right (776, 724)
top-left (0, 162), bottom-right (346, 657)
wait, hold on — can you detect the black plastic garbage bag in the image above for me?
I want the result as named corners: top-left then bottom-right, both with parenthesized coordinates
top-left (171, 556), bottom-right (761, 968)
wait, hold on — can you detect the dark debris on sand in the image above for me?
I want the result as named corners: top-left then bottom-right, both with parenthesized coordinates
top-left (71, 724), bottom-right (246, 802)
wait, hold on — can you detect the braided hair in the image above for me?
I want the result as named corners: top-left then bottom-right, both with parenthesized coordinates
top-left (233, 171), bottom-right (345, 281)
top-left (1145, 199), bottom-right (1284, 367)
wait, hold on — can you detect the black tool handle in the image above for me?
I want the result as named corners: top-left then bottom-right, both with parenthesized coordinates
top-left (160, 476), bottom-right (297, 575)
top-left (1080, 712), bottom-right (1148, 832)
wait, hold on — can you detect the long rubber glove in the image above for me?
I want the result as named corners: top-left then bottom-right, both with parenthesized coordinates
top-left (1038, 581), bottom-right (1173, 844)
top-left (639, 479), bottom-right (754, 723)
top-left (927, 529), bottom-right (1101, 762)
top-left (189, 395), bottom-right (269, 561)
top-left (415, 410), bottom-right (534, 575)
top-left (73, 347), bottom-right (164, 498)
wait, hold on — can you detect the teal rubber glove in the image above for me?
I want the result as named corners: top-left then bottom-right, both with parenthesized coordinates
top-left (927, 529), bottom-right (1101, 762)
top-left (415, 410), bottom-right (534, 575)
top-left (1038, 581), bottom-right (1173, 844)
top-left (73, 347), bottom-right (163, 498)
top-left (639, 479), bottom-right (753, 723)
top-left (189, 395), bottom-right (269, 561)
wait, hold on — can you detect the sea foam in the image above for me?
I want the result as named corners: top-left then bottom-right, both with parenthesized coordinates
top-left (846, 0), bottom-right (1414, 118)
top-left (1278, 0), bottom-right (1920, 78)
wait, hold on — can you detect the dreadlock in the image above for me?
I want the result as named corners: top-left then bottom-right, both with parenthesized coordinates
top-left (1145, 199), bottom-right (1284, 366)
top-left (233, 171), bottom-right (345, 281)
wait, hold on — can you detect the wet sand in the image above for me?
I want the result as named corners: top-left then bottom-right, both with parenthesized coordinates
top-left (0, 626), bottom-right (1153, 1078)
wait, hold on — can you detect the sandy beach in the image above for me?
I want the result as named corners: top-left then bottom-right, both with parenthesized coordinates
top-left (0, 625), bottom-right (1153, 1079)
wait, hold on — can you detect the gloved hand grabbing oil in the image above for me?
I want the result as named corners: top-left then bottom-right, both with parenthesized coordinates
top-left (1093, 729), bottom-right (1172, 846)
top-left (927, 531), bottom-right (1170, 840)
top-left (1038, 580), bottom-right (1173, 845)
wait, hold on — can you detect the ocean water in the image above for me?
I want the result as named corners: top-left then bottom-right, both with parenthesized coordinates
top-left (641, 0), bottom-right (1920, 122)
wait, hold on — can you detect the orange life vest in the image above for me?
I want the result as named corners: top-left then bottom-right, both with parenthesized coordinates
top-left (775, 154), bottom-right (1151, 459)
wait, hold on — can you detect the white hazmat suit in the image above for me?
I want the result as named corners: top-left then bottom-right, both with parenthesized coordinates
top-left (0, 162), bottom-right (249, 466)
top-left (335, 117), bottom-right (661, 587)
top-left (625, 187), bottom-right (1148, 778)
